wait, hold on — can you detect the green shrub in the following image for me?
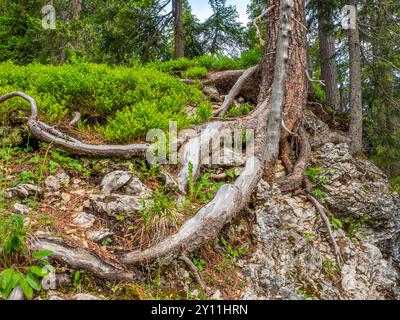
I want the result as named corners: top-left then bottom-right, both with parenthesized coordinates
top-left (389, 176), bottom-right (400, 192)
top-left (0, 61), bottom-right (212, 142)
top-left (227, 103), bottom-right (252, 117)
top-left (147, 49), bottom-right (262, 74)
top-left (181, 66), bottom-right (208, 79)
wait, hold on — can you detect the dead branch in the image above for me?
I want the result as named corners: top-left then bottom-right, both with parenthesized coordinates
top-left (253, 5), bottom-right (276, 45)
top-left (69, 112), bottom-right (81, 127)
top-left (214, 65), bottom-right (259, 117)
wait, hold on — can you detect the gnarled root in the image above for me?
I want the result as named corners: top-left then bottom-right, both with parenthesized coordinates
top-left (277, 126), bottom-right (310, 192)
top-left (180, 254), bottom-right (208, 291)
top-left (0, 92), bottom-right (149, 157)
top-left (214, 65), bottom-right (259, 117)
top-left (203, 68), bottom-right (261, 103)
top-left (177, 121), bottom-right (236, 193)
top-left (307, 196), bottom-right (343, 265)
top-left (31, 238), bottom-right (142, 282)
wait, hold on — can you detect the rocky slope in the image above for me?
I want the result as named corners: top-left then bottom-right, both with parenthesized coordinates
top-left (242, 143), bottom-right (400, 300)
top-left (1, 124), bottom-right (399, 300)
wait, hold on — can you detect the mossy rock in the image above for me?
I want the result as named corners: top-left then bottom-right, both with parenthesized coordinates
top-left (0, 125), bottom-right (26, 147)
top-left (81, 158), bottom-right (136, 176)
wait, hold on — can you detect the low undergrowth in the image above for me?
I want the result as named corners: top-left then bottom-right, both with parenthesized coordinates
top-left (0, 61), bottom-right (212, 143)
top-left (147, 48), bottom-right (262, 74)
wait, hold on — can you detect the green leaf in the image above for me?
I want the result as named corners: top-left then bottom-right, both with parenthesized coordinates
top-left (73, 271), bottom-right (80, 286)
top-left (26, 273), bottom-right (41, 291)
top-left (32, 250), bottom-right (53, 259)
top-left (0, 271), bottom-right (20, 299)
top-left (1, 268), bottom-right (14, 290)
top-left (30, 266), bottom-right (49, 278)
top-left (19, 277), bottom-right (33, 299)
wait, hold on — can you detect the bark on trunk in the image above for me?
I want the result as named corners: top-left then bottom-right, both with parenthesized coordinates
top-left (318, 11), bottom-right (339, 111)
top-left (71, 0), bottom-right (83, 19)
top-left (258, 0), bottom-right (308, 163)
top-left (173, 0), bottom-right (185, 59)
top-left (348, 0), bottom-right (363, 154)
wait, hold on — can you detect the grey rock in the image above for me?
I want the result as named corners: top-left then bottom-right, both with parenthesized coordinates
top-left (87, 194), bottom-right (150, 217)
top-left (311, 143), bottom-right (400, 270)
top-left (7, 287), bottom-right (25, 300)
top-left (74, 293), bottom-right (102, 300)
top-left (73, 212), bottom-right (96, 229)
top-left (100, 171), bottom-right (151, 197)
top-left (13, 203), bottom-right (31, 215)
top-left (87, 229), bottom-right (113, 242)
top-left (56, 274), bottom-right (71, 288)
top-left (242, 142), bottom-right (400, 300)
top-left (44, 172), bottom-right (70, 192)
top-left (203, 86), bottom-right (220, 101)
top-left (101, 171), bottom-right (133, 195)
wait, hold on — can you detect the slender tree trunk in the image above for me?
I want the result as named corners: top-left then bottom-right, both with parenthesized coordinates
top-left (173, 0), bottom-right (185, 59)
top-left (71, 0), bottom-right (83, 50)
top-left (71, 0), bottom-right (82, 18)
top-left (318, 12), bottom-right (339, 111)
top-left (59, 2), bottom-right (67, 64)
top-left (348, 0), bottom-right (363, 154)
top-left (258, 0), bottom-right (308, 155)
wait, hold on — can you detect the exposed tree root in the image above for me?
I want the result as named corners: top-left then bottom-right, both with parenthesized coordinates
top-left (202, 68), bottom-right (261, 103)
top-left (177, 121), bottom-right (235, 193)
top-left (1, 2), bottom-right (334, 282)
top-left (307, 196), bottom-right (344, 265)
top-left (121, 0), bottom-right (294, 267)
top-left (180, 254), bottom-right (208, 291)
top-left (31, 238), bottom-right (142, 282)
top-left (214, 65), bottom-right (259, 117)
top-left (69, 112), bottom-right (81, 127)
top-left (0, 91), bottom-right (149, 157)
top-left (277, 126), bottom-right (311, 192)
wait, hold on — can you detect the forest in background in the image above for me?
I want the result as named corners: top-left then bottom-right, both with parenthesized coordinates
top-left (0, 0), bottom-right (398, 187)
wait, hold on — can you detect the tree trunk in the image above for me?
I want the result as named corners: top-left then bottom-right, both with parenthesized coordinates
top-left (318, 11), bottom-right (339, 111)
top-left (348, 0), bottom-right (363, 154)
top-left (71, 0), bottom-right (83, 19)
top-left (173, 0), bottom-right (185, 59)
top-left (59, 2), bottom-right (67, 64)
top-left (258, 0), bottom-right (308, 160)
